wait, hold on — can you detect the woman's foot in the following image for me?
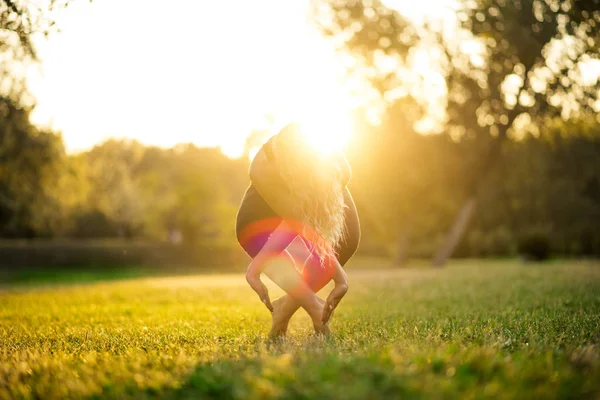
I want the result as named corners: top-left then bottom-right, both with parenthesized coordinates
top-left (315, 308), bottom-right (334, 336)
top-left (311, 301), bottom-right (332, 336)
top-left (314, 322), bottom-right (331, 336)
top-left (269, 297), bottom-right (290, 338)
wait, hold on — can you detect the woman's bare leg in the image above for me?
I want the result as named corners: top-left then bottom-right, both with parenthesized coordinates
top-left (261, 258), bottom-right (329, 334)
top-left (270, 246), bottom-right (336, 336)
top-left (269, 240), bottom-right (313, 336)
top-left (270, 292), bottom-right (327, 337)
top-left (269, 250), bottom-right (300, 337)
top-left (246, 222), bottom-right (329, 334)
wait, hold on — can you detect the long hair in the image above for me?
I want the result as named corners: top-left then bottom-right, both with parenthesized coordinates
top-left (272, 124), bottom-right (347, 262)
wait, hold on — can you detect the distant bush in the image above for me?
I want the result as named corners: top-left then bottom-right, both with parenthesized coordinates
top-left (0, 239), bottom-right (247, 272)
top-left (355, 241), bottom-right (393, 258)
top-left (517, 232), bottom-right (552, 261)
top-left (466, 227), bottom-right (515, 257)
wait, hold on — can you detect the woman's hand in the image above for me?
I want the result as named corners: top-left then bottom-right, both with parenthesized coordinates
top-left (321, 263), bottom-right (349, 324)
top-left (245, 222), bottom-right (297, 313)
top-left (246, 269), bottom-right (274, 312)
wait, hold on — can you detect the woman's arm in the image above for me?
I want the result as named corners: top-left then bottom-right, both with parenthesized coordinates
top-left (248, 144), bottom-right (351, 317)
top-left (245, 221), bottom-right (296, 312)
top-left (321, 258), bottom-right (349, 324)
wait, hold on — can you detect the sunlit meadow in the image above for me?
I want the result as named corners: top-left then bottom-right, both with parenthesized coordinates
top-left (1, 259), bottom-right (599, 399)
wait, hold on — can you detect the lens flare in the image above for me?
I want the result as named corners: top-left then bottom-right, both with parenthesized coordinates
top-left (237, 217), bottom-right (336, 293)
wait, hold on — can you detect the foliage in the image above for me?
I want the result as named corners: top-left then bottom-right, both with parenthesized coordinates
top-left (313, 0), bottom-right (600, 263)
top-left (65, 140), bottom-right (248, 245)
top-left (1, 98), bottom-right (599, 261)
top-left (517, 231), bottom-right (552, 261)
top-left (0, 96), bottom-right (76, 237)
top-left (1, 0), bottom-right (598, 265)
top-left (0, 239), bottom-right (245, 273)
top-left (1, 259), bottom-right (599, 398)
top-left (350, 109), bottom-right (600, 259)
top-left (316, 0), bottom-right (600, 140)
top-left (0, 0), bottom-right (73, 104)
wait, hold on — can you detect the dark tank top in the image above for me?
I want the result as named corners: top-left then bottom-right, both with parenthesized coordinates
top-left (235, 134), bottom-right (360, 263)
top-left (235, 137), bottom-right (280, 237)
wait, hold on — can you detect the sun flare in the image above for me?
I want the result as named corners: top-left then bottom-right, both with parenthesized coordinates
top-left (298, 115), bottom-right (353, 155)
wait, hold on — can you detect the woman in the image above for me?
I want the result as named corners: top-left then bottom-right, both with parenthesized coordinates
top-left (236, 123), bottom-right (360, 336)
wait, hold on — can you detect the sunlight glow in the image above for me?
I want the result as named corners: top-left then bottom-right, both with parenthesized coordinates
top-left (220, 142), bottom-right (245, 159)
top-left (297, 108), bottom-right (353, 155)
top-left (31, 0), bottom-right (580, 157)
top-left (27, 0), bottom-right (360, 158)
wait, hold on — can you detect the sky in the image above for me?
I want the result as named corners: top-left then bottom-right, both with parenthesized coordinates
top-left (26, 0), bottom-right (366, 157)
top-left (24, 0), bottom-right (600, 157)
top-left (27, 0), bottom-right (463, 157)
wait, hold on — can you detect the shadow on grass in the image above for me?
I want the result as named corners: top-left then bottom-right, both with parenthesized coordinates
top-left (143, 354), bottom-right (419, 400)
top-left (99, 342), bottom-right (600, 400)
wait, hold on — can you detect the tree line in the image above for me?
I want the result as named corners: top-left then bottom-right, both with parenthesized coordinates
top-left (1, 0), bottom-right (599, 265)
top-left (1, 94), bottom-right (599, 261)
top-left (314, 0), bottom-right (600, 263)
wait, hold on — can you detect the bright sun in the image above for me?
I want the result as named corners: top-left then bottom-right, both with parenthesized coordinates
top-left (295, 106), bottom-right (354, 156)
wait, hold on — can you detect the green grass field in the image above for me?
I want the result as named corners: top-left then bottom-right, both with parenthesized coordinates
top-left (1, 259), bottom-right (599, 399)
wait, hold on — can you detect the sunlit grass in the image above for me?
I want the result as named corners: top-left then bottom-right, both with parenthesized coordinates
top-left (1, 259), bottom-right (599, 399)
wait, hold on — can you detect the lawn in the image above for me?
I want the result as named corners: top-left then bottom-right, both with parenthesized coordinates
top-left (1, 259), bottom-right (599, 399)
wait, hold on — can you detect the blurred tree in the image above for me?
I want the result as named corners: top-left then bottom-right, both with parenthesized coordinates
top-left (314, 0), bottom-right (600, 265)
top-left (165, 144), bottom-right (242, 245)
top-left (71, 140), bottom-right (247, 245)
top-left (1, 1), bottom-right (90, 238)
top-left (1, 0), bottom-right (72, 105)
top-left (0, 96), bottom-right (75, 237)
top-left (80, 139), bottom-right (147, 238)
top-left (348, 101), bottom-right (474, 263)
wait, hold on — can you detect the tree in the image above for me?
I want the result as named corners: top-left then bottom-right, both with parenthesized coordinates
top-left (314, 0), bottom-right (600, 265)
top-left (164, 144), bottom-right (242, 245)
top-left (1, 0), bottom-right (71, 105)
top-left (80, 139), bottom-right (147, 238)
top-left (1, 1), bottom-right (90, 237)
top-left (0, 96), bottom-right (71, 237)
